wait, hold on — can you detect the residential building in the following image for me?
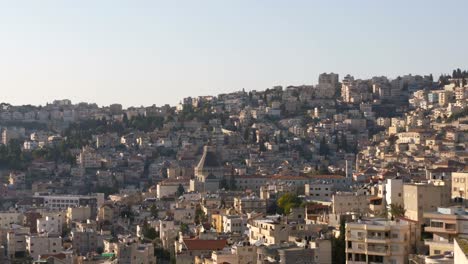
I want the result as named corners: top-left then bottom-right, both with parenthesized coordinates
top-left (345, 218), bottom-right (414, 264)
top-left (26, 234), bottom-right (62, 260)
top-left (403, 181), bottom-right (451, 224)
top-left (423, 206), bottom-right (468, 256)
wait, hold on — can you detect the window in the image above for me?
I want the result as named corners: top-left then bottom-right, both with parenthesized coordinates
top-left (445, 223), bottom-right (456, 231)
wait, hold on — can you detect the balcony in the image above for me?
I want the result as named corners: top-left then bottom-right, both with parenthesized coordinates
top-left (367, 245), bottom-right (389, 256)
top-left (424, 238), bottom-right (454, 249)
top-left (424, 226), bottom-right (457, 235)
top-left (346, 246), bottom-right (366, 254)
top-left (346, 234), bottom-right (365, 241)
top-left (366, 234), bottom-right (388, 243)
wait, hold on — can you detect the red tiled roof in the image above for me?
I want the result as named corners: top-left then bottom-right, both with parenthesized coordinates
top-left (309, 174), bottom-right (345, 179)
top-left (183, 239), bottom-right (227, 251)
top-left (271, 175), bottom-right (308, 180)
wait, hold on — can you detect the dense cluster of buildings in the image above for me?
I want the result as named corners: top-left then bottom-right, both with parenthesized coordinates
top-left (0, 70), bottom-right (467, 263)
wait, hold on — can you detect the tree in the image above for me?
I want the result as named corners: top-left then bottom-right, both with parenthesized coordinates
top-left (389, 203), bottom-right (406, 219)
top-left (141, 220), bottom-right (158, 240)
top-left (176, 184), bottom-right (185, 197)
top-left (194, 206), bottom-right (207, 225)
top-left (220, 177), bottom-right (229, 190)
top-left (277, 193), bottom-right (302, 215)
top-left (150, 204), bottom-right (159, 218)
top-left (319, 137), bottom-right (329, 156)
top-left (96, 247), bottom-right (104, 254)
top-left (259, 140), bottom-right (267, 152)
top-left (180, 223), bottom-right (189, 235)
top-left (229, 176), bottom-right (237, 190)
top-left (331, 219), bottom-right (346, 264)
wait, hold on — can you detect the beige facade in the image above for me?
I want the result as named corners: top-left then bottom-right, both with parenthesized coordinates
top-left (26, 235), bottom-right (62, 260)
top-left (247, 217), bottom-right (321, 246)
top-left (6, 226), bottom-right (29, 259)
top-left (345, 219), bottom-right (413, 264)
top-left (423, 206), bottom-right (468, 256)
top-left (332, 192), bottom-right (369, 214)
top-left (66, 207), bottom-right (91, 226)
top-left (233, 196), bottom-right (266, 214)
top-left (0, 212), bottom-right (23, 228)
top-left (114, 241), bottom-right (155, 264)
top-left (454, 238), bottom-right (468, 264)
top-left (403, 181), bottom-right (451, 223)
top-left (452, 172), bottom-right (468, 203)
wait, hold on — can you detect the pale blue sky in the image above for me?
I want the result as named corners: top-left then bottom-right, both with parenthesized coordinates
top-left (0, 0), bottom-right (467, 107)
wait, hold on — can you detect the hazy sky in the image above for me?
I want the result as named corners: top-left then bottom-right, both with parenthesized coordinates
top-left (1, 0), bottom-right (467, 107)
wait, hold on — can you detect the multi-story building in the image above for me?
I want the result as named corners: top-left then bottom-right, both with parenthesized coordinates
top-left (452, 172), bottom-right (468, 204)
top-left (76, 146), bottom-right (102, 169)
top-left (71, 226), bottom-right (99, 255)
top-left (2, 127), bottom-right (25, 145)
top-left (8, 172), bottom-right (26, 187)
top-left (345, 219), bottom-right (414, 264)
top-left (423, 206), bottom-right (468, 256)
top-left (384, 178), bottom-right (404, 210)
top-left (37, 214), bottom-right (63, 235)
top-left (233, 195), bottom-right (267, 214)
top-left (112, 237), bottom-right (156, 264)
top-left (222, 215), bottom-right (247, 234)
top-left (332, 192), bottom-right (370, 214)
top-left (305, 182), bottom-right (334, 201)
top-left (156, 179), bottom-right (190, 198)
top-left (247, 216), bottom-right (321, 246)
top-left (319, 72), bottom-right (339, 88)
top-left (6, 226), bottom-right (30, 259)
top-left (403, 181), bottom-right (451, 224)
top-left (0, 212), bottom-right (24, 228)
top-left (66, 207), bottom-right (92, 226)
top-left (33, 193), bottom-right (104, 211)
top-left (26, 234), bottom-right (62, 260)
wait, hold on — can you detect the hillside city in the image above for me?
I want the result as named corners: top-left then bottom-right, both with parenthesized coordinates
top-left (1, 69), bottom-right (468, 264)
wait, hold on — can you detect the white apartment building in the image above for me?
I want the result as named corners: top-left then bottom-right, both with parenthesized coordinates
top-left (33, 193), bottom-right (104, 210)
top-left (222, 215), bottom-right (247, 234)
top-left (385, 178), bottom-right (404, 210)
